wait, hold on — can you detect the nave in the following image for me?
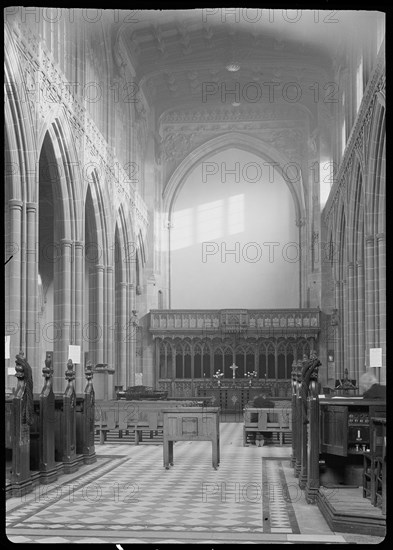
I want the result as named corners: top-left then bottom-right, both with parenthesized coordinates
top-left (6, 422), bottom-right (382, 545)
top-left (4, 8), bottom-right (386, 545)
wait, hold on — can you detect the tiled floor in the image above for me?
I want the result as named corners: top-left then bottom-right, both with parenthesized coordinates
top-left (6, 423), bottom-right (383, 544)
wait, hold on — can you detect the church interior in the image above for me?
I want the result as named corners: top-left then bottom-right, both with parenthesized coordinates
top-left (5, 8), bottom-right (385, 544)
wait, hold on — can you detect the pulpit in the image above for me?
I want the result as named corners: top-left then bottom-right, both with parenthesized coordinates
top-left (93, 364), bottom-right (115, 400)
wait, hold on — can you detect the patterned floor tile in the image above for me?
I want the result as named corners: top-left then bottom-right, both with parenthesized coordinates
top-left (6, 422), bottom-right (339, 543)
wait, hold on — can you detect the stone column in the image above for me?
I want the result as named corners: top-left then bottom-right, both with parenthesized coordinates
top-left (155, 338), bottom-right (160, 380)
top-left (95, 264), bottom-right (105, 366)
top-left (26, 203), bottom-right (39, 387)
top-left (74, 241), bottom-right (84, 393)
top-left (106, 266), bottom-right (114, 367)
top-left (356, 260), bottom-right (365, 373)
top-left (119, 282), bottom-right (127, 388)
top-left (296, 217), bottom-right (307, 308)
top-left (54, 239), bottom-right (72, 393)
top-left (376, 233), bottom-right (386, 383)
top-left (334, 281), bottom-right (341, 375)
top-left (6, 200), bottom-right (23, 375)
top-left (365, 235), bottom-right (375, 369)
top-left (342, 279), bottom-right (348, 374)
top-left (347, 262), bottom-right (355, 380)
top-left (127, 282), bottom-right (135, 387)
top-left (106, 266), bottom-right (114, 398)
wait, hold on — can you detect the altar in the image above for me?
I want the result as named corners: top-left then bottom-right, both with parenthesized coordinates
top-left (196, 382), bottom-right (291, 413)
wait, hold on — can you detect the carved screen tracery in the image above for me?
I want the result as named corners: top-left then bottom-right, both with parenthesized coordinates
top-left (157, 335), bottom-right (317, 382)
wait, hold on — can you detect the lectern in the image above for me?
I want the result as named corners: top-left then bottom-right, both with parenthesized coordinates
top-left (162, 407), bottom-right (220, 469)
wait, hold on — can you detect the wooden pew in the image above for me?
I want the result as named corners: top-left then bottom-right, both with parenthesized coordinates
top-left (54, 360), bottom-right (84, 473)
top-left (95, 399), bottom-right (203, 444)
top-left (243, 407), bottom-right (292, 446)
top-left (5, 353), bottom-right (36, 498)
top-left (35, 354), bottom-right (61, 484)
top-left (76, 361), bottom-right (96, 464)
top-left (6, 355), bottom-right (96, 498)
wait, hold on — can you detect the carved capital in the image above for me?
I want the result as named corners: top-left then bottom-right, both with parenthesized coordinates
top-left (296, 217), bottom-right (307, 227)
top-left (365, 234), bottom-right (375, 244)
top-left (74, 241), bottom-right (84, 251)
top-left (8, 199), bottom-right (23, 211)
top-left (26, 202), bottom-right (37, 213)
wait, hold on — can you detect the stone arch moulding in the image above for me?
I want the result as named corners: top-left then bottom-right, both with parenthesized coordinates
top-left (346, 158), bottom-right (365, 263)
top-left (84, 171), bottom-right (110, 267)
top-left (162, 132), bottom-right (306, 223)
top-left (115, 204), bottom-right (136, 283)
top-left (4, 26), bottom-right (36, 202)
top-left (335, 202), bottom-right (346, 283)
top-left (365, 98), bottom-right (385, 237)
top-left (37, 114), bottom-right (84, 243)
top-left (162, 132), bottom-right (307, 308)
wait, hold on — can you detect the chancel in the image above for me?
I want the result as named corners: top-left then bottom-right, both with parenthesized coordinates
top-left (5, 7), bottom-right (385, 544)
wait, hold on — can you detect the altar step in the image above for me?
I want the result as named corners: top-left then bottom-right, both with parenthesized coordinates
top-left (317, 486), bottom-right (386, 538)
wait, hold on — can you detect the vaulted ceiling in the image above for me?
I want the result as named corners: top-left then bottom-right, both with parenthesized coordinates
top-left (112, 9), bottom-right (378, 117)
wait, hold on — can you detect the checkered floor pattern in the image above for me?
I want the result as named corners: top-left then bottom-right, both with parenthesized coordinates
top-left (6, 423), bottom-right (347, 544)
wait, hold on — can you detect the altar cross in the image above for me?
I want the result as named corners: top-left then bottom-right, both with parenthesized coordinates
top-left (229, 363), bottom-right (238, 379)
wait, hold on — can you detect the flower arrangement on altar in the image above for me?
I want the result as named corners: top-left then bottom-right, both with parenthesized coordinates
top-left (213, 370), bottom-right (224, 386)
top-left (245, 370), bottom-right (257, 386)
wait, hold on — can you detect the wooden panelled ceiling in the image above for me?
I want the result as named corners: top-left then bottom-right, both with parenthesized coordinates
top-left (111, 9), bottom-right (379, 114)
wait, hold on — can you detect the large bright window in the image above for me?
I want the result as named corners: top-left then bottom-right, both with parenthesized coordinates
top-left (170, 148), bottom-right (299, 309)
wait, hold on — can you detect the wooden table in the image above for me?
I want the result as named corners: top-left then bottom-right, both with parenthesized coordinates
top-left (162, 407), bottom-right (220, 469)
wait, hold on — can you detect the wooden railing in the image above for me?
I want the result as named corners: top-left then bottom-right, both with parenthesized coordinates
top-left (150, 308), bottom-right (320, 337)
